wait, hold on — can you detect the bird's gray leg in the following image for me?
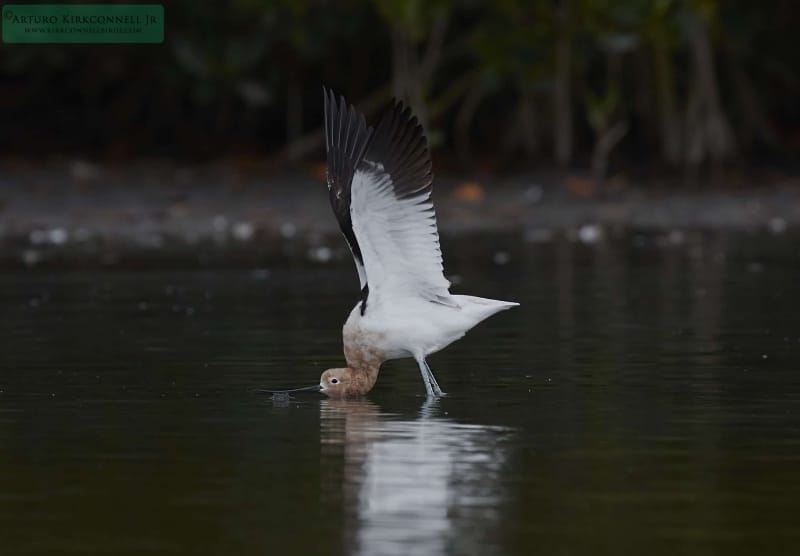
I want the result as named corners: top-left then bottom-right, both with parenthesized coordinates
top-left (415, 356), bottom-right (445, 397)
top-left (415, 357), bottom-right (434, 397)
top-left (424, 360), bottom-right (445, 397)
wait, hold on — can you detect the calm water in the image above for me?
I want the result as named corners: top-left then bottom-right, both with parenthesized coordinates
top-left (1, 234), bottom-right (799, 555)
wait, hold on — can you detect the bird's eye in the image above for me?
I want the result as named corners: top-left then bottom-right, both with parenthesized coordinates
top-left (330, 378), bottom-right (339, 384)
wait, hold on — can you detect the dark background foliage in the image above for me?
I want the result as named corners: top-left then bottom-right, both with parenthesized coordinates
top-left (1, 0), bottom-right (797, 179)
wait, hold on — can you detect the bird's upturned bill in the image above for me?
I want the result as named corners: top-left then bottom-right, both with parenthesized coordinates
top-left (259, 384), bottom-right (322, 394)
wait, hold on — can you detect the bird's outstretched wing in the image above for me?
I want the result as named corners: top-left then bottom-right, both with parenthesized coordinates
top-left (350, 98), bottom-right (454, 307)
top-left (323, 88), bottom-right (454, 311)
top-left (323, 87), bottom-right (373, 289)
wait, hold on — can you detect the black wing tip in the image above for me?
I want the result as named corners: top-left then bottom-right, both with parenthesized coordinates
top-left (379, 97), bottom-right (423, 133)
top-left (376, 97), bottom-right (429, 151)
top-left (366, 96), bottom-right (433, 198)
top-left (321, 86), bottom-right (373, 268)
top-left (321, 85), bottom-right (336, 113)
top-left (322, 86), bottom-right (372, 152)
top-left (325, 89), bottom-right (427, 157)
top-left (320, 86), bottom-right (358, 118)
top-left (322, 85), bottom-right (338, 106)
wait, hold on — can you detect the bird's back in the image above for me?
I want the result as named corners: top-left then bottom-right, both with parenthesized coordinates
top-left (345, 293), bottom-right (517, 361)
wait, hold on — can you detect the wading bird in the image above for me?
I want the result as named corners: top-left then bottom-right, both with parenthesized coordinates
top-left (273, 88), bottom-right (518, 398)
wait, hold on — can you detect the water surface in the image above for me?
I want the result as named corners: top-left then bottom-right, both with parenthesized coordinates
top-left (1, 234), bottom-right (799, 555)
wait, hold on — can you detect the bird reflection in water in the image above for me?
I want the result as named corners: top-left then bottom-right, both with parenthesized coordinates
top-left (319, 399), bottom-right (512, 556)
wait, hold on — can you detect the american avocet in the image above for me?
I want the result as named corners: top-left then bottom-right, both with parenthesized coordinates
top-left (274, 88), bottom-right (518, 398)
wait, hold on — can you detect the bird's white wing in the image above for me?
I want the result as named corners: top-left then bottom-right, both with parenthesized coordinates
top-left (350, 100), bottom-right (454, 307)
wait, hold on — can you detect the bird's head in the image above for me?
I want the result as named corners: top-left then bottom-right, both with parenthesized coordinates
top-left (320, 367), bottom-right (363, 398)
top-left (263, 366), bottom-right (377, 399)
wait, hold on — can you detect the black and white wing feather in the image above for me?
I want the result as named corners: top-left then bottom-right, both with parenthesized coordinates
top-left (351, 99), bottom-right (454, 306)
top-left (323, 88), bottom-right (454, 309)
top-left (323, 88), bottom-right (373, 289)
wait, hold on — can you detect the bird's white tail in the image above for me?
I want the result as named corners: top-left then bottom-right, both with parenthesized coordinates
top-left (453, 295), bottom-right (519, 327)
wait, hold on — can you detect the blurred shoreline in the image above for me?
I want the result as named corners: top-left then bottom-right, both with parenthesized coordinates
top-left (1, 158), bottom-right (798, 269)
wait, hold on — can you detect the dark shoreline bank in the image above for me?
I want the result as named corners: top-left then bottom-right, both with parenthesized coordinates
top-left (1, 159), bottom-right (798, 269)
